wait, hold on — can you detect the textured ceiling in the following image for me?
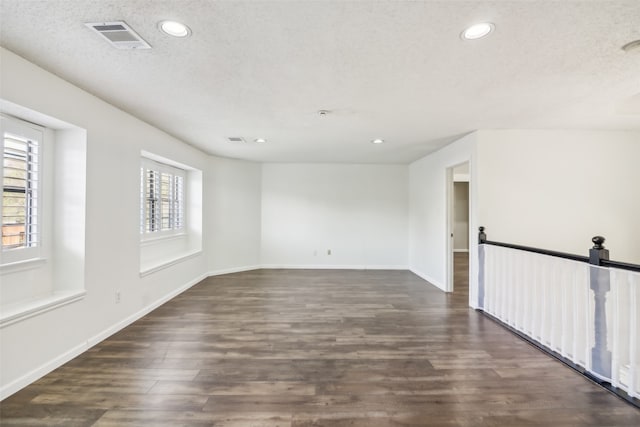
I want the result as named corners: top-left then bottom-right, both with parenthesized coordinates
top-left (1, 0), bottom-right (639, 163)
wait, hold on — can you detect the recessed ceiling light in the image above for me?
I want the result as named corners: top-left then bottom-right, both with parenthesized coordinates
top-left (461, 23), bottom-right (495, 40)
top-left (159, 20), bottom-right (191, 38)
top-left (371, 138), bottom-right (385, 144)
top-left (254, 138), bottom-right (267, 143)
top-left (318, 110), bottom-right (331, 116)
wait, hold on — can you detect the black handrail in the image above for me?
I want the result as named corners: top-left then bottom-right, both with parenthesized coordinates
top-left (478, 227), bottom-right (640, 273)
top-left (482, 239), bottom-right (590, 263)
top-left (601, 259), bottom-right (640, 273)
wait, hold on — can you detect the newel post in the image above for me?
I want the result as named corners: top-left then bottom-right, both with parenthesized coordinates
top-left (477, 227), bottom-right (486, 309)
top-left (478, 226), bottom-right (487, 244)
top-left (589, 235), bottom-right (612, 380)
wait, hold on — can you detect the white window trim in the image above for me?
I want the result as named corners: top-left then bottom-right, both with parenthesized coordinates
top-left (139, 231), bottom-right (188, 246)
top-left (0, 256), bottom-right (46, 274)
top-left (140, 157), bottom-right (187, 242)
top-left (0, 115), bottom-right (45, 266)
top-left (139, 249), bottom-right (202, 277)
top-left (0, 289), bottom-right (86, 328)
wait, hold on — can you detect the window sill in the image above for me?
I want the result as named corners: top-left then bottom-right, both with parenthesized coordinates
top-left (0, 290), bottom-right (86, 328)
top-left (0, 257), bottom-right (47, 274)
top-left (140, 232), bottom-right (187, 247)
top-left (139, 249), bottom-right (202, 277)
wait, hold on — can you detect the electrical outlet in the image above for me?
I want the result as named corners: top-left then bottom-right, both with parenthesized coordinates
top-left (115, 291), bottom-right (121, 304)
top-left (327, 249), bottom-right (332, 255)
top-left (314, 249), bottom-right (317, 256)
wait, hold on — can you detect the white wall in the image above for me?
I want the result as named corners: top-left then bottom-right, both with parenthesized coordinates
top-left (476, 130), bottom-right (640, 264)
top-left (409, 133), bottom-right (477, 293)
top-left (207, 156), bottom-right (262, 273)
top-left (261, 163), bottom-right (409, 269)
top-left (51, 128), bottom-right (87, 297)
top-left (0, 48), bottom-right (263, 398)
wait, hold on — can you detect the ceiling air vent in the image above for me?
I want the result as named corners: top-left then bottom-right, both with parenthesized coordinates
top-left (227, 137), bottom-right (246, 143)
top-left (85, 21), bottom-right (151, 50)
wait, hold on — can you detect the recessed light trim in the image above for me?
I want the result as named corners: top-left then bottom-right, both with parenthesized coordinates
top-left (254, 138), bottom-right (267, 143)
top-left (159, 20), bottom-right (191, 38)
top-left (461, 22), bottom-right (494, 40)
top-left (371, 138), bottom-right (385, 144)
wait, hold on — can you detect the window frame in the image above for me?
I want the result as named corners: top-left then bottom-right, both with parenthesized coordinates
top-left (140, 156), bottom-right (186, 242)
top-left (0, 115), bottom-right (44, 266)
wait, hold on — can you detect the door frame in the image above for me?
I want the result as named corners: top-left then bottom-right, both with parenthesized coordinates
top-left (446, 161), bottom-right (470, 293)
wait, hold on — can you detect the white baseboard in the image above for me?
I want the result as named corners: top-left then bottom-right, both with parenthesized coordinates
top-left (85, 265), bottom-right (264, 348)
top-left (1, 270), bottom-right (211, 400)
top-left (260, 264), bottom-right (408, 270)
top-left (453, 249), bottom-right (469, 253)
top-left (87, 272), bottom-right (210, 348)
top-left (0, 341), bottom-right (87, 400)
top-left (409, 268), bottom-right (445, 291)
top-left (360, 265), bottom-right (408, 270)
top-left (207, 265), bottom-right (262, 276)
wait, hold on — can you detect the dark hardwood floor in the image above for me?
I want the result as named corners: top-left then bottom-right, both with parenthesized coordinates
top-left (454, 252), bottom-right (469, 295)
top-left (2, 261), bottom-right (639, 426)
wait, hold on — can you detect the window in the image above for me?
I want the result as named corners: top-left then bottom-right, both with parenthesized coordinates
top-left (140, 158), bottom-right (185, 237)
top-left (139, 151), bottom-right (201, 276)
top-left (1, 115), bottom-right (42, 263)
top-left (0, 106), bottom-right (87, 325)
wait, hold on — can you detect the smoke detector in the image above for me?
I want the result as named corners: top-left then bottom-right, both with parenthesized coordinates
top-left (85, 21), bottom-right (151, 50)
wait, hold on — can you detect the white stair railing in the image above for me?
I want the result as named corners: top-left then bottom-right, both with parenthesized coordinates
top-left (609, 267), bottom-right (640, 399)
top-left (479, 228), bottom-right (640, 400)
top-left (484, 246), bottom-right (591, 366)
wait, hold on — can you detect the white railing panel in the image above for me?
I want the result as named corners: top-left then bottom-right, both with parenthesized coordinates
top-left (483, 245), bottom-right (592, 369)
top-left (574, 266), bottom-right (591, 367)
top-left (609, 268), bottom-right (640, 399)
top-left (483, 245), bottom-right (638, 399)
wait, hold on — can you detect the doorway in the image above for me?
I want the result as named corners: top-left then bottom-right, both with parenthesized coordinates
top-left (446, 162), bottom-right (470, 293)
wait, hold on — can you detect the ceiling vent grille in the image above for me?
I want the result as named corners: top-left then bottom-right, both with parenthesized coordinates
top-left (227, 137), bottom-right (246, 143)
top-left (85, 21), bottom-right (151, 50)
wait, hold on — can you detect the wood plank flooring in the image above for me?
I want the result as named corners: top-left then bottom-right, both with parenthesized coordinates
top-left (2, 255), bottom-right (639, 426)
